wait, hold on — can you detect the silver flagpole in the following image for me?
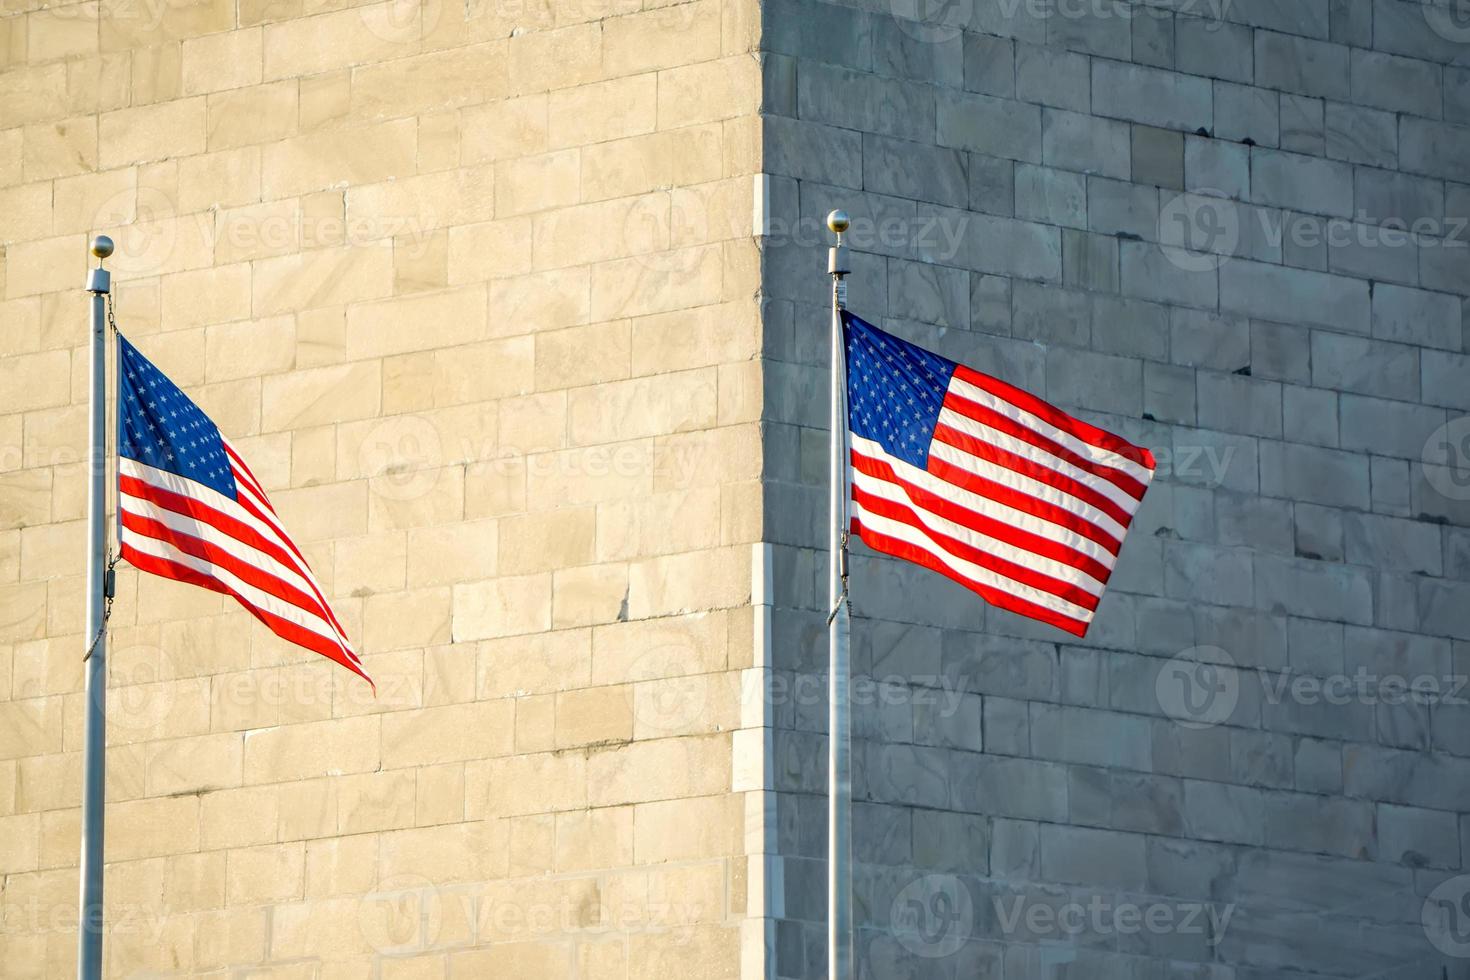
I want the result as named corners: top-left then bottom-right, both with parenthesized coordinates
top-left (78, 235), bottom-right (113, 980)
top-left (826, 210), bottom-right (852, 980)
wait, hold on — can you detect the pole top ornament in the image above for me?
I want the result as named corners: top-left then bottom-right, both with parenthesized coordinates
top-left (827, 210), bottom-right (850, 235)
top-left (90, 236), bottom-right (114, 263)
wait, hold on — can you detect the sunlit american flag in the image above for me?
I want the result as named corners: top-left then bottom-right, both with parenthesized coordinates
top-left (117, 336), bottom-right (371, 687)
top-left (844, 313), bottom-right (1156, 637)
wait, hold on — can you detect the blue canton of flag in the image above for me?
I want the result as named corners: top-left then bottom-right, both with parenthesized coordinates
top-left (119, 340), bottom-right (236, 498)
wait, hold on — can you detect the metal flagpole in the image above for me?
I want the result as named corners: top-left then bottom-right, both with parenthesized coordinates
top-left (826, 210), bottom-right (852, 980)
top-left (78, 234), bottom-right (114, 980)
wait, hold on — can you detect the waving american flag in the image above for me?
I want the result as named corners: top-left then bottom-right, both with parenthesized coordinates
top-left (844, 313), bottom-right (1156, 637)
top-left (117, 336), bottom-right (371, 687)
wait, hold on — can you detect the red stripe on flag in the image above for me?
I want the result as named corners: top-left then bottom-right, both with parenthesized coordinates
top-left (850, 449), bottom-right (1113, 583)
top-left (942, 389), bottom-right (1150, 500)
top-left (932, 420), bottom-right (1135, 527)
top-left (229, 469), bottom-right (353, 645)
top-left (123, 471), bottom-right (354, 655)
top-left (120, 543), bottom-right (374, 689)
top-left (121, 509), bottom-right (333, 627)
top-left (951, 363), bottom-right (1156, 469)
top-left (852, 484), bottom-right (1102, 610)
top-left (848, 519), bottom-right (1091, 637)
top-left (121, 475), bottom-right (304, 584)
top-left (925, 455), bottom-right (1124, 555)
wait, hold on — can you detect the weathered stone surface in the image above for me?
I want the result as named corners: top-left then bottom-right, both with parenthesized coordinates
top-left (10, 1), bottom-right (1468, 977)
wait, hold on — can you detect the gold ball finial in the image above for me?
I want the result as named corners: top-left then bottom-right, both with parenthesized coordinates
top-left (827, 210), bottom-right (850, 235)
top-left (90, 236), bottom-right (114, 261)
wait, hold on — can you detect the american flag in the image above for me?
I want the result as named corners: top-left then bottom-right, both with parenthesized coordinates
top-left (117, 336), bottom-right (371, 688)
top-left (844, 313), bottom-right (1155, 637)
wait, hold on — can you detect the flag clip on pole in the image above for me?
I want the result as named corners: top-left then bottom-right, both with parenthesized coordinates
top-left (78, 235), bottom-right (113, 980)
top-left (826, 210), bottom-right (853, 980)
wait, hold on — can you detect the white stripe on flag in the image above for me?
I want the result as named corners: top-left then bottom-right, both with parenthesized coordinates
top-left (937, 406), bottom-right (1144, 514)
top-left (119, 457), bottom-right (354, 651)
top-left (851, 464), bottom-right (1108, 595)
top-left (926, 439), bottom-right (1130, 543)
top-left (120, 524), bottom-right (348, 651)
top-left (849, 495), bottom-right (1096, 624)
top-left (946, 374), bottom-right (1153, 483)
top-left (850, 434), bottom-right (1121, 567)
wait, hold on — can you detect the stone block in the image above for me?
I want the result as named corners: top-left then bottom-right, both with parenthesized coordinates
top-left (1028, 703), bottom-right (1152, 772)
top-left (1178, 17), bottom-right (1253, 82)
top-left (936, 90), bottom-right (1041, 163)
top-left (1197, 372), bottom-right (1283, 438)
top-left (1280, 94), bottom-right (1325, 155)
top-left (1215, 80), bottom-right (1280, 146)
top-left (1325, 103), bottom-right (1398, 167)
top-left (963, 33), bottom-right (1014, 98)
top-left (1250, 147), bottom-right (1354, 218)
top-left (1184, 136), bottom-right (1248, 198)
top-left (1339, 393), bottom-right (1445, 459)
top-left (1041, 107), bottom-right (1130, 179)
top-left (1093, 60), bottom-right (1212, 131)
top-left (1253, 553), bottom-right (1374, 624)
top-left (1016, 43), bottom-right (1089, 113)
top-left (1373, 284), bottom-right (1462, 350)
top-left (1220, 260), bottom-right (1370, 332)
top-left (1311, 332), bottom-right (1419, 400)
top-left (1014, 164), bottom-right (1087, 228)
top-left (1402, 118), bottom-right (1470, 181)
top-left (1351, 48), bottom-right (1445, 117)
top-left (1038, 824), bottom-right (1146, 891)
top-left (1263, 31), bottom-right (1348, 100)
top-left (1132, 126), bottom-right (1184, 190)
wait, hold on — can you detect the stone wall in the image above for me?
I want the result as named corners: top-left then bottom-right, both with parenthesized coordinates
top-left (757, 0), bottom-right (1470, 976)
top-left (0, 0), bottom-right (763, 975)
top-left (8, 0), bottom-right (1470, 975)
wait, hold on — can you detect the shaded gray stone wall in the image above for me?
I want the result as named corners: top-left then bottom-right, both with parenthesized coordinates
top-left (757, 0), bottom-right (1470, 975)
